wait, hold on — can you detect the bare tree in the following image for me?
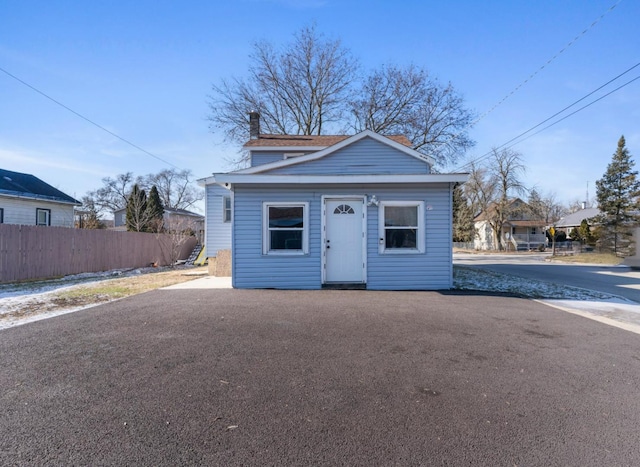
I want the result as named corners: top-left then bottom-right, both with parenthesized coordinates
top-left (464, 161), bottom-right (495, 219)
top-left (77, 196), bottom-right (105, 229)
top-left (207, 26), bottom-right (475, 168)
top-left (84, 169), bottom-right (204, 220)
top-left (156, 216), bottom-right (198, 267)
top-left (490, 148), bottom-right (526, 250)
top-left (142, 169), bottom-right (204, 210)
top-left (465, 149), bottom-right (526, 250)
top-left (208, 24), bottom-right (358, 144)
top-left (349, 64), bottom-right (474, 166)
top-left (87, 172), bottom-right (140, 216)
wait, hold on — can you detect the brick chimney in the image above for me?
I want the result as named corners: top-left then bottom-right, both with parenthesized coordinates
top-left (249, 111), bottom-right (260, 140)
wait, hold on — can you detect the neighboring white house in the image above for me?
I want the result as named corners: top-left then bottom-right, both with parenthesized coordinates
top-left (474, 198), bottom-right (548, 251)
top-left (198, 112), bottom-right (467, 290)
top-left (0, 168), bottom-right (81, 228)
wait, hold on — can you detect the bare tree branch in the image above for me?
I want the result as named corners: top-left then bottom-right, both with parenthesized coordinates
top-left (208, 24), bottom-right (359, 146)
top-left (349, 64), bottom-right (475, 167)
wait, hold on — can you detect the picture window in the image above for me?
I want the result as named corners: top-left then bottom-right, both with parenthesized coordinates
top-left (263, 202), bottom-right (309, 255)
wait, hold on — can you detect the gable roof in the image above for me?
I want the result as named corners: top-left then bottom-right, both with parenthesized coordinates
top-left (474, 198), bottom-right (545, 223)
top-left (555, 208), bottom-right (601, 228)
top-left (244, 133), bottom-right (413, 149)
top-left (165, 208), bottom-right (204, 219)
top-left (237, 130), bottom-right (434, 174)
top-left (0, 168), bottom-right (81, 205)
top-left (113, 206), bottom-right (204, 219)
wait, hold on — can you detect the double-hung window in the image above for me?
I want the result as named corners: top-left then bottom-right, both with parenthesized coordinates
top-left (379, 201), bottom-right (424, 254)
top-left (263, 202), bottom-right (308, 255)
top-left (36, 208), bottom-right (51, 226)
top-left (223, 196), bottom-right (232, 223)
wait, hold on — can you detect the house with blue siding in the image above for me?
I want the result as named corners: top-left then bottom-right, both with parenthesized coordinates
top-left (199, 113), bottom-right (467, 290)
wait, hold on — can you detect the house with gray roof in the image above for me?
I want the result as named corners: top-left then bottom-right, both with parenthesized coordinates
top-left (0, 168), bottom-right (81, 228)
top-left (555, 207), bottom-right (601, 235)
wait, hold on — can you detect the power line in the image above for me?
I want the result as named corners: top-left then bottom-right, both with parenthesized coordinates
top-left (0, 66), bottom-right (181, 170)
top-left (472, 0), bottom-right (622, 126)
top-left (456, 64), bottom-right (640, 171)
top-left (503, 74), bottom-right (640, 150)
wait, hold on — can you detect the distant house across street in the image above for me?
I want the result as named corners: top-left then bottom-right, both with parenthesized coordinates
top-left (473, 198), bottom-right (548, 251)
top-left (554, 206), bottom-right (601, 236)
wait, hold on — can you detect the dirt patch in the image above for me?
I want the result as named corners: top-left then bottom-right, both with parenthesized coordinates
top-left (0, 267), bottom-right (207, 323)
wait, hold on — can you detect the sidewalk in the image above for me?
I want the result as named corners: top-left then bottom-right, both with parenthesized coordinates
top-left (542, 297), bottom-right (640, 335)
top-left (162, 275), bottom-right (232, 289)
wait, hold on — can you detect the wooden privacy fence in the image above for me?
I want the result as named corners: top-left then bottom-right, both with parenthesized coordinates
top-left (0, 224), bottom-right (197, 283)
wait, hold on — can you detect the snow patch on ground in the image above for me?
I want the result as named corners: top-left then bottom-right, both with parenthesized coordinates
top-left (453, 266), bottom-right (619, 301)
top-left (1, 265), bottom-right (638, 332)
top-left (0, 267), bottom-right (170, 330)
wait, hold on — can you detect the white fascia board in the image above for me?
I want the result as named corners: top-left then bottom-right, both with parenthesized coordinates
top-left (244, 145), bottom-right (327, 152)
top-left (196, 177), bottom-right (209, 186)
top-left (212, 173), bottom-right (468, 185)
top-left (197, 175), bottom-right (225, 187)
top-left (237, 130), bottom-right (434, 174)
top-left (0, 192), bottom-right (81, 206)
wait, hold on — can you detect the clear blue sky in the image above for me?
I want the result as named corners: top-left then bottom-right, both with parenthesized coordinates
top-left (1, 0), bottom-right (638, 214)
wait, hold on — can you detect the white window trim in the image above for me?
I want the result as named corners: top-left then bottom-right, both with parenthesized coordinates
top-left (262, 202), bottom-right (309, 255)
top-left (223, 196), bottom-right (232, 223)
top-left (378, 201), bottom-right (425, 254)
top-left (36, 208), bottom-right (51, 226)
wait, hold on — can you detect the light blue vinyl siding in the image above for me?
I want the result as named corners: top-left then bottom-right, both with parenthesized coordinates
top-left (264, 138), bottom-right (430, 175)
top-left (366, 186), bottom-right (453, 290)
top-left (232, 183), bottom-right (452, 290)
top-left (251, 150), bottom-right (321, 167)
top-left (204, 184), bottom-right (232, 257)
top-left (233, 187), bottom-right (320, 289)
top-left (251, 152), bottom-right (285, 167)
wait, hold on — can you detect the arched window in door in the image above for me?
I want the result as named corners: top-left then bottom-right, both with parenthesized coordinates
top-left (333, 204), bottom-right (355, 214)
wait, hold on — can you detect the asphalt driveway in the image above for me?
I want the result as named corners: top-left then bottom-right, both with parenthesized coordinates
top-left (1, 289), bottom-right (640, 466)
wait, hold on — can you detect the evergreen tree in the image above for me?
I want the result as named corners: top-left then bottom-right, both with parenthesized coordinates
top-left (145, 185), bottom-right (165, 232)
top-left (527, 189), bottom-right (545, 220)
top-left (126, 184), bottom-right (148, 232)
top-left (452, 183), bottom-right (474, 242)
top-left (595, 136), bottom-right (640, 255)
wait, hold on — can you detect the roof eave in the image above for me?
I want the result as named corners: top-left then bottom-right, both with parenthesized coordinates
top-left (0, 191), bottom-right (82, 205)
top-left (244, 145), bottom-right (328, 152)
top-left (210, 173), bottom-right (468, 185)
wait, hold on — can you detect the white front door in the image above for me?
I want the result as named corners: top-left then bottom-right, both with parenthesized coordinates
top-left (324, 198), bottom-right (365, 283)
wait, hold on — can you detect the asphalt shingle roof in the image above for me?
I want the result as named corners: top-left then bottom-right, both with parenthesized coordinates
top-left (555, 208), bottom-right (601, 228)
top-left (0, 168), bottom-right (81, 204)
top-left (243, 134), bottom-right (413, 148)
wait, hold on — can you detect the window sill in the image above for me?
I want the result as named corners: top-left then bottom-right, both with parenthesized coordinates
top-left (379, 248), bottom-right (424, 255)
top-left (263, 250), bottom-right (307, 256)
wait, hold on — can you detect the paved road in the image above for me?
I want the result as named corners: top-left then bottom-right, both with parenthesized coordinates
top-left (1, 288), bottom-right (640, 466)
top-left (455, 253), bottom-right (640, 303)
